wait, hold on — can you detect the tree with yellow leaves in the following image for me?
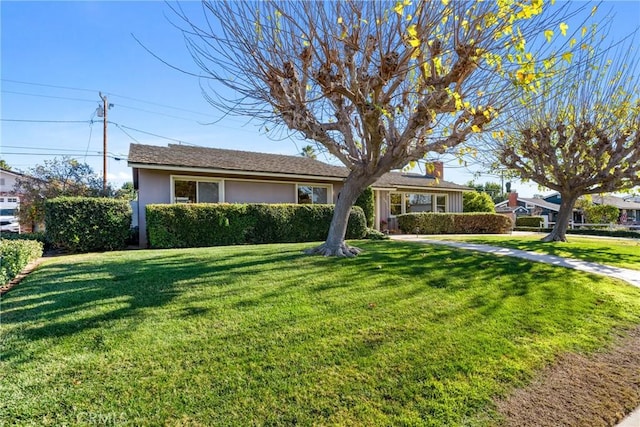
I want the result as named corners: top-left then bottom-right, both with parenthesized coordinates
top-left (174, 0), bottom-right (576, 256)
top-left (494, 31), bottom-right (640, 242)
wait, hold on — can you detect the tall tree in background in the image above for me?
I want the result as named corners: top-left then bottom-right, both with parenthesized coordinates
top-left (300, 145), bottom-right (317, 159)
top-left (0, 159), bottom-right (11, 170)
top-left (14, 157), bottom-right (104, 226)
top-left (465, 180), bottom-right (504, 203)
top-left (494, 35), bottom-right (640, 241)
top-left (174, 0), bottom-right (576, 256)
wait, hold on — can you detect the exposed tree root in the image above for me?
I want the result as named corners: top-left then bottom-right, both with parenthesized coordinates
top-left (304, 242), bottom-right (362, 257)
top-left (542, 232), bottom-right (568, 242)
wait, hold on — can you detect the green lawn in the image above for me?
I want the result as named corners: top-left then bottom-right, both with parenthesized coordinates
top-left (2, 241), bottom-right (640, 426)
top-left (422, 234), bottom-right (640, 271)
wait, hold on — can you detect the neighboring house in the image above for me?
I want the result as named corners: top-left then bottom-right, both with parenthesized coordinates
top-left (0, 168), bottom-right (23, 233)
top-left (495, 192), bottom-right (561, 225)
top-left (591, 194), bottom-right (640, 224)
top-left (128, 143), bottom-right (470, 246)
top-left (496, 191), bottom-right (640, 226)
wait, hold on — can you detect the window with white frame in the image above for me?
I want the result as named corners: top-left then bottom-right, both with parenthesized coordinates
top-left (389, 192), bottom-right (447, 215)
top-left (390, 193), bottom-right (403, 215)
top-left (297, 185), bottom-right (329, 204)
top-left (173, 177), bottom-right (221, 204)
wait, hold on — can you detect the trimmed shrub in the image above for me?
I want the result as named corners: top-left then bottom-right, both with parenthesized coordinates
top-left (146, 203), bottom-right (367, 249)
top-left (45, 197), bottom-right (132, 253)
top-left (583, 204), bottom-right (620, 224)
top-left (398, 212), bottom-right (455, 234)
top-left (398, 212), bottom-right (512, 234)
top-left (567, 228), bottom-right (640, 239)
top-left (0, 232), bottom-right (51, 251)
top-left (363, 228), bottom-right (389, 240)
top-left (516, 216), bottom-right (544, 227)
top-left (463, 191), bottom-right (495, 213)
top-left (453, 213), bottom-right (513, 234)
top-left (355, 187), bottom-right (375, 228)
top-left (0, 239), bottom-right (43, 285)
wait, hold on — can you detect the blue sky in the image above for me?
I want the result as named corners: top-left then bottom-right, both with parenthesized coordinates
top-left (2, 1), bottom-right (639, 196)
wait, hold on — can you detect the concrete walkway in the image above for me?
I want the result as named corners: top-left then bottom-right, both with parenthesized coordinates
top-left (392, 235), bottom-right (640, 426)
top-left (391, 235), bottom-right (640, 288)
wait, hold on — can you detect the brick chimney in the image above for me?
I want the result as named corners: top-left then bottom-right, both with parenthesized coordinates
top-left (508, 192), bottom-right (518, 208)
top-left (427, 161), bottom-right (444, 180)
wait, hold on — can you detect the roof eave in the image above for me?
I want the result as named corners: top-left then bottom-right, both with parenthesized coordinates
top-left (128, 162), bottom-right (347, 182)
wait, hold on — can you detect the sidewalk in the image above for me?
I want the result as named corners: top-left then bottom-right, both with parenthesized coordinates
top-left (391, 235), bottom-right (640, 427)
top-left (391, 235), bottom-right (640, 289)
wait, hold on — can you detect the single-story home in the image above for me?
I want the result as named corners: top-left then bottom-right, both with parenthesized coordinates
top-left (128, 143), bottom-right (470, 246)
top-left (495, 191), bottom-right (640, 226)
top-left (591, 194), bottom-right (640, 224)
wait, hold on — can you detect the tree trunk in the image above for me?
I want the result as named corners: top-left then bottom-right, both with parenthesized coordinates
top-left (305, 172), bottom-right (373, 257)
top-left (542, 192), bottom-right (579, 242)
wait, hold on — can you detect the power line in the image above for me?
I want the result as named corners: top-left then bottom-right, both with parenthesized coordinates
top-left (1, 145), bottom-right (99, 153)
top-left (113, 123), bottom-right (140, 143)
top-left (1, 152), bottom-right (123, 159)
top-left (1, 78), bottom-right (96, 94)
top-left (1, 118), bottom-right (92, 124)
top-left (110, 122), bottom-right (200, 146)
top-left (2, 78), bottom-right (213, 118)
top-left (2, 90), bottom-right (96, 104)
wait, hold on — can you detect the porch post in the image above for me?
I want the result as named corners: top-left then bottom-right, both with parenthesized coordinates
top-left (374, 189), bottom-right (381, 231)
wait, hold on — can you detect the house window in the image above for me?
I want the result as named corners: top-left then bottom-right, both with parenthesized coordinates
top-left (0, 179), bottom-right (5, 186)
top-left (7, 197), bottom-right (18, 203)
top-left (390, 193), bottom-right (403, 215)
top-left (389, 192), bottom-right (447, 215)
top-left (407, 193), bottom-right (433, 213)
top-left (297, 185), bottom-right (328, 204)
top-left (173, 178), bottom-right (221, 203)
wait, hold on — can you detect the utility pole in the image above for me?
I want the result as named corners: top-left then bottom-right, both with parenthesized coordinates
top-left (98, 92), bottom-right (113, 194)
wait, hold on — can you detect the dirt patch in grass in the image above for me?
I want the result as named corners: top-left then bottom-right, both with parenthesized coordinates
top-left (496, 326), bottom-right (640, 426)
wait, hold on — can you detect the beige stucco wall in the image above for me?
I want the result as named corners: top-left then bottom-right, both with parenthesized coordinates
top-left (135, 168), bottom-right (342, 246)
top-left (225, 180), bottom-right (295, 203)
top-left (136, 169), bottom-right (172, 246)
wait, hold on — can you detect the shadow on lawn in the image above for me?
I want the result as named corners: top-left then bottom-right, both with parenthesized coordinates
top-left (0, 247), bottom-right (307, 362)
top-left (0, 241), bottom-right (606, 368)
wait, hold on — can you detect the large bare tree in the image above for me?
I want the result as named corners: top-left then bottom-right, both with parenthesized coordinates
top-left (494, 36), bottom-right (640, 242)
top-left (173, 0), bottom-right (575, 255)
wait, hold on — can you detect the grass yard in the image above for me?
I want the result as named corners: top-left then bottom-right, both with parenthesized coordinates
top-left (424, 234), bottom-right (640, 271)
top-left (2, 240), bottom-right (640, 426)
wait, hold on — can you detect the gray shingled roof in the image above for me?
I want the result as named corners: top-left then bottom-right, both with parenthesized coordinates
top-left (128, 143), bottom-right (469, 191)
top-left (592, 195), bottom-right (640, 210)
top-left (496, 197), bottom-right (560, 211)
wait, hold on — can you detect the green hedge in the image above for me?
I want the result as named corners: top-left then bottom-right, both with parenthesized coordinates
top-left (0, 239), bottom-right (43, 285)
top-left (398, 213), bottom-right (512, 234)
top-left (516, 216), bottom-right (544, 227)
top-left (355, 187), bottom-right (375, 228)
top-left (0, 232), bottom-right (51, 251)
top-left (146, 203), bottom-right (367, 249)
top-left (513, 227), bottom-right (640, 239)
top-left (45, 197), bottom-right (132, 253)
top-left (567, 228), bottom-right (640, 239)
